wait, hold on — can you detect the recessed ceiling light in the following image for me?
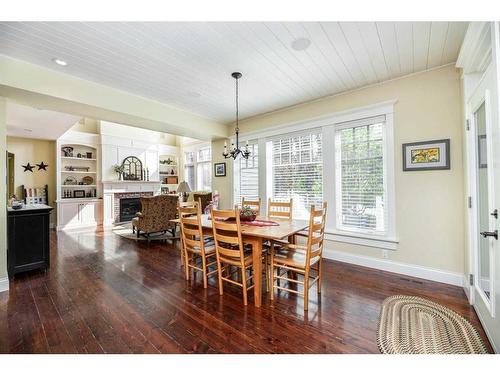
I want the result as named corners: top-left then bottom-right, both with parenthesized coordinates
top-left (291, 37), bottom-right (311, 51)
top-left (52, 58), bottom-right (68, 66)
top-left (23, 128), bottom-right (33, 132)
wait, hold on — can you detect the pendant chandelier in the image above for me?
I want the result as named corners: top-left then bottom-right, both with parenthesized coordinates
top-left (223, 72), bottom-right (250, 160)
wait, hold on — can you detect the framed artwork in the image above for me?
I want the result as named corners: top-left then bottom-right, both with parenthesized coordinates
top-left (478, 135), bottom-right (487, 168)
top-left (402, 139), bottom-right (450, 171)
top-left (214, 162), bottom-right (226, 177)
top-left (73, 190), bottom-right (86, 198)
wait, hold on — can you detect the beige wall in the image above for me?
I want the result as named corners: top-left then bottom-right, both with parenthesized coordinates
top-left (222, 65), bottom-right (465, 274)
top-left (0, 97), bottom-right (7, 280)
top-left (211, 139), bottom-right (233, 209)
top-left (6, 137), bottom-right (57, 225)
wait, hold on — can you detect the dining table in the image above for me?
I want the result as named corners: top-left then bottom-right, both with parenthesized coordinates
top-left (173, 214), bottom-right (309, 307)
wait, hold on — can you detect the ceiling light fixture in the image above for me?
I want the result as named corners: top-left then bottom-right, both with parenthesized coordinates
top-left (291, 37), bottom-right (311, 51)
top-left (52, 58), bottom-right (68, 66)
top-left (223, 72), bottom-right (250, 160)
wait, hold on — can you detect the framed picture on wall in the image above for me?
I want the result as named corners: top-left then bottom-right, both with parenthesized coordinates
top-left (402, 139), bottom-right (450, 171)
top-left (214, 162), bottom-right (226, 177)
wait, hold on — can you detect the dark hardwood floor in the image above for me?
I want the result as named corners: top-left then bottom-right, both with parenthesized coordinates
top-left (0, 228), bottom-right (492, 353)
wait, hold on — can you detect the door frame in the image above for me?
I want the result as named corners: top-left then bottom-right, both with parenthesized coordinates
top-left (467, 80), bottom-right (496, 317)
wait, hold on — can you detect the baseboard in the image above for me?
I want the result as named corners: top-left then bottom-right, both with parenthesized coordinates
top-left (323, 249), bottom-right (464, 287)
top-left (0, 277), bottom-right (9, 293)
top-left (463, 275), bottom-right (471, 302)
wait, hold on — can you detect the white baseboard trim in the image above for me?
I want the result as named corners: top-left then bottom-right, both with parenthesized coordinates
top-left (463, 275), bottom-right (472, 302)
top-left (0, 277), bottom-right (9, 293)
top-left (323, 249), bottom-right (464, 287)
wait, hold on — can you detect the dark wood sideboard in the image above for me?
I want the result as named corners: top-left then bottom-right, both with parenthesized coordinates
top-left (7, 204), bottom-right (53, 278)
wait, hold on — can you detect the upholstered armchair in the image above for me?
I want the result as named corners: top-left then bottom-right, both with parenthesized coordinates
top-left (193, 192), bottom-right (212, 214)
top-left (132, 195), bottom-right (179, 243)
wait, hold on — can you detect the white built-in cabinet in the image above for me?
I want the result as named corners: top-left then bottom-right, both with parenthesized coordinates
top-left (56, 131), bottom-right (103, 231)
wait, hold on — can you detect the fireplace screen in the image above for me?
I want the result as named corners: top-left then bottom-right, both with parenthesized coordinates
top-left (119, 198), bottom-right (142, 222)
top-left (122, 156), bottom-right (143, 181)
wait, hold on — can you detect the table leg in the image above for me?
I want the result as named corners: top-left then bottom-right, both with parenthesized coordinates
top-left (246, 236), bottom-right (263, 307)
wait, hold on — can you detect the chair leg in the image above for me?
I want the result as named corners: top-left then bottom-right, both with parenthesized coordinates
top-left (304, 270), bottom-right (310, 311)
top-left (264, 254), bottom-right (269, 293)
top-left (317, 259), bottom-right (322, 294)
top-left (132, 225), bottom-right (135, 234)
top-left (270, 260), bottom-right (275, 301)
top-left (241, 267), bottom-right (248, 306)
top-left (184, 251), bottom-right (190, 281)
top-left (202, 255), bottom-right (208, 289)
top-left (217, 260), bottom-right (224, 296)
top-left (136, 229), bottom-right (140, 239)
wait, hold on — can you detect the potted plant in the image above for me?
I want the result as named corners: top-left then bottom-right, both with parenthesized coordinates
top-left (240, 205), bottom-right (257, 222)
top-left (113, 164), bottom-right (125, 181)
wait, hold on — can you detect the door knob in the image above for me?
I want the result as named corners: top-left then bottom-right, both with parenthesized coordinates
top-left (491, 209), bottom-right (498, 219)
top-left (480, 230), bottom-right (498, 240)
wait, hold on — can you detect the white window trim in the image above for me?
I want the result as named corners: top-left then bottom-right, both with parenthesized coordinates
top-left (238, 100), bottom-right (398, 250)
top-left (183, 141), bottom-right (211, 191)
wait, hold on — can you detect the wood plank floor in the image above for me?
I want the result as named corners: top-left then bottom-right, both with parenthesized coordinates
top-left (0, 228), bottom-right (492, 353)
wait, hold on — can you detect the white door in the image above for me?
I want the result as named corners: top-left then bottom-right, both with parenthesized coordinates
top-left (468, 59), bottom-right (500, 351)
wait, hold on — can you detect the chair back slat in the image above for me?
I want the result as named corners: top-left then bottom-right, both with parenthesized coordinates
top-left (241, 197), bottom-right (261, 215)
top-left (304, 203), bottom-right (327, 262)
top-left (179, 202), bottom-right (208, 255)
top-left (211, 206), bottom-right (246, 264)
top-left (268, 198), bottom-right (293, 220)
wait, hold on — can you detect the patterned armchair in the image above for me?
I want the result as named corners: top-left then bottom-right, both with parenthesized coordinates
top-left (132, 195), bottom-right (178, 243)
top-left (193, 192), bottom-right (212, 214)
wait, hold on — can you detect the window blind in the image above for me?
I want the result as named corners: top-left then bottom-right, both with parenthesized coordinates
top-left (335, 116), bottom-right (387, 234)
top-left (269, 130), bottom-right (323, 219)
top-left (234, 143), bottom-right (259, 205)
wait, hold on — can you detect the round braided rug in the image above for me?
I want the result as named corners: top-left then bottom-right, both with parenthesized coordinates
top-left (377, 295), bottom-right (488, 354)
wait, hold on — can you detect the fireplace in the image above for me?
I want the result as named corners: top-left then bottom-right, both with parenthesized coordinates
top-left (119, 198), bottom-right (142, 222)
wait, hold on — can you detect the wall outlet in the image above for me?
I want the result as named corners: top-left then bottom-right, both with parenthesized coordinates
top-left (382, 250), bottom-right (389, 259)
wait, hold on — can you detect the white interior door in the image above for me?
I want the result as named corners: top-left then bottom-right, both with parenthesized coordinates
top-left (468, 59), bottom-right (500, 352)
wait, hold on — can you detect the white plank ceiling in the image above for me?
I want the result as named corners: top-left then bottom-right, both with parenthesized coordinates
top-left (0, 22), bottom-right (468, 124)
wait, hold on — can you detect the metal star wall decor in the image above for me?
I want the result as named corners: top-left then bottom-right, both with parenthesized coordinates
top-left (22, 163), bottom-right (35, 172)
top-left (37, 161), bottom-right (49, 171)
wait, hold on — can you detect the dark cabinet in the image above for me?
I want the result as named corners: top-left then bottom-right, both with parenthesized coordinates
top-left (7, 204), bottom-right (53, 277)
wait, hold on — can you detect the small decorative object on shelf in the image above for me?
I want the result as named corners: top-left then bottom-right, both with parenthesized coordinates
top-left (61, 146), bottom-right (74, 157)
top-left (240, 205), bottom-right (257, 222)
top-left (170, 169), bottom-right (175, 175)
top-left (77, 153), bottom-right (82, 158)
top-left (64, 176), bottom-right (78, 185)
top-left (113, 164), bottom-right (125, 181)
top-left (65, 166), bottom-right (90, 172)
top-left (82, 176), bottom-right (94, 185)
top-left (86, 152), bottom-right (93, 159)
top-left (146, 167), bottom-right (150, 181)
top-left (73, 190), bottom-right (85, 198)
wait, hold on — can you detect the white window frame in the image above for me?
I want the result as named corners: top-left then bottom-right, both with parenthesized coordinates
top-left (238, 100), bottom-right (398, 250)
top-left (183, 142), bottom-right (211, 191)
top-left (323, 113), bottom-right (397, 250)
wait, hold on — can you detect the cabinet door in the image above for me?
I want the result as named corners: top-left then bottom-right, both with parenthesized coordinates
top-left (79, 203), bottom-right (97, 225)
top-left (60, 202), bottom-right (80, 227)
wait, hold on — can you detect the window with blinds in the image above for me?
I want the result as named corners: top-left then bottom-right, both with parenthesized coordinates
top-left (335, 116), bottom-right (387, 234)
top-left (234, 143), bottom-right (259, 205)
top-left (269, 131), bottom-right (323, 219)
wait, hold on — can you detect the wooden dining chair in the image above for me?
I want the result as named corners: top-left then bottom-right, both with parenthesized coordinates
top-left (179, 202), bottom-right (217, 288)
top-left (241, 197), bottom-right (261, 216)
top-left (270, 202), bottom-right (327, 310)
top-left (211, 206), bottom-right (266, 305)
top-left (267, 198), bottom-right (293, 220)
